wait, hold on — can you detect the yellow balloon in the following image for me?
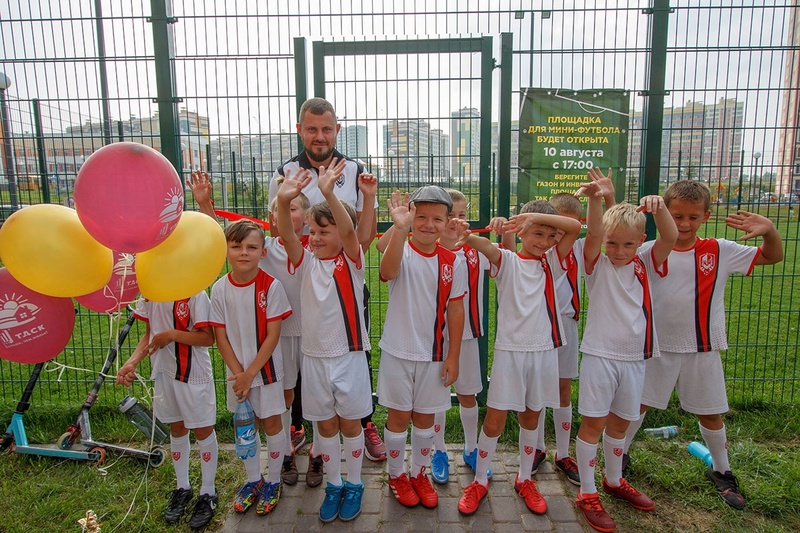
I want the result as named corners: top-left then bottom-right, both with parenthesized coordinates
top-left (136, 211), bottom-right (226, 302)
top-left (0, 204), bottom-right (112, 297)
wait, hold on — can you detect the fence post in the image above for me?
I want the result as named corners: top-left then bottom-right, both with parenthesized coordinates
top-left (149, 0), bottom-right (183, 184)
top-left (31, 99), bottom-right (50, 204)
top-left (640, 0), bottom-right (671, 239)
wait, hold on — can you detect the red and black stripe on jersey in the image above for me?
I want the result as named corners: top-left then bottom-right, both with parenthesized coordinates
top-left (172, 299), bottom-right (193, 383)
top-left (332, 252), bottom-right (366, 352)
top-left (463, 245), bottom-right (482, 338)
top-left (632, 256), bottom-right (655, 359)
top-left (540, 254), bottom-right (564, 348)
top-left (564, 250), bottom-right (580, 321)
top-left (431, 246), bottom-right (458, 361)
top-left (693, 239), bottom-right (720, 352)
top-left (253, 270), bottom-right (280, 384)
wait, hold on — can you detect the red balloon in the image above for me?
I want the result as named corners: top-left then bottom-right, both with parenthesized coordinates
top-left (0, 268), bottom-right (75, 364)
top-left (76, 251), bottom-right (139, 314)
top-left (74, 142), bottom-right (183, 253)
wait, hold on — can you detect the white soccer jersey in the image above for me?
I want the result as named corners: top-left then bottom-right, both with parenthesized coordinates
top-left (640, 238), bottom-right (759, 353)
top-left (379, 242), bottom-right (467, 362)
top-left (492, 247), bottom-right (567, 352)
top-left (260, 237), bottom-right (303, 337)
top-left (580, 249), bottom-right (665, 362)
top-left (209, 269), bottom-right (292, 386)
top-left (292, 248), bottom-right (371, 358)
top-left (454, 244), bottom-right (489, 340)
top-left (133, 293), bottom-right (213, 384)
top-left (555, 238), bottom-right (586, 321)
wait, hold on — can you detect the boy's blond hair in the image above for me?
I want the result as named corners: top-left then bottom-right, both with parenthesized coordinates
top-left (602, 202), bottom-right (645, 236)
top-left (520, 199), bottom-right (558, 216)
top-left (663, 180), bottom-right (712, 211)
top-left (549, 193), bottom-right (583, 217)
top-left (269, 190), bottom-right (310, 213)
top-left (224, 219), bottom-right (264, 243)
top-left (307, 199), bottom-right (357, 228)
top-left (444, 188), bottom-right (468, 205)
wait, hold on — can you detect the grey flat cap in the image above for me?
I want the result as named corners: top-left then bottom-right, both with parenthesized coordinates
top-left (408, 185), bottom-right (453, 211)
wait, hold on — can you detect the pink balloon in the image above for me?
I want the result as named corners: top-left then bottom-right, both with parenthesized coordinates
top-left (76, 252), bottom-right (139, 314)
top-left (0, 268), bottom-right (75, 364)
top-left (74, 142), bottom-right (184, 253)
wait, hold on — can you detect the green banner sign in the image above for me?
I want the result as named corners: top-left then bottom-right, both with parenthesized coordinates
top-left (518, 88), bottom-right (630, 209)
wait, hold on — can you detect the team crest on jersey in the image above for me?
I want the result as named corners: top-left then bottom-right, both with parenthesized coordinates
top-left (699, 252), bottom-right (716, 275)
top-left (524, 445), bottom-right (534, 455)
top-left (441, 264), bottom-right (453, 284)
top-left (202, 452), bottom-right (211, 462)
top-left (390, 450), bottom-right (400, 458)
top-left (335, 255), bottom-right (345, 271)
top-left (466, 248), bottom-right (478, 267)
top-left (257, 290), bottom-right (267, 311)
top-left (633, 260), bottom-right (644, 276)
top-left (335, 174), bottom-right (345, 188)
top-left (175, 301), bottom-right (189, 321)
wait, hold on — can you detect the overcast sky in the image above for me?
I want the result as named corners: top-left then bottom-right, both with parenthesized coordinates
top-left (0, 0), bottom-right (793, 167)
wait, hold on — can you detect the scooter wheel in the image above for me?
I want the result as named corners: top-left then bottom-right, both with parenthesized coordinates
top-left (57, 431), bottom-right (74, 450)
top-left (89, 446), bottom-right (106, 465)
top-left (148, 445), bottom-right (167, 468)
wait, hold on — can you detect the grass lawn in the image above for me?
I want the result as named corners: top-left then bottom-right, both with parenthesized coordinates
top-left (0, 200), bottom-right (798, 531)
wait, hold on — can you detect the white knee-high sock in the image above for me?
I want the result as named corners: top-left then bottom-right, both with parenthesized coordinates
top-left (699, 423), bottom-right (731, 473)
top-left (197, 431), bottom-right (218, 496)
top-left (602, 432), bottom-right (626, 486)
top-left (343, 431), bottom-right (365, 485)
top-left (553, 405), bottom-right (573, 460)
top-left (411, 425), bottom-right (435, 477)
top-left (475, 430), bottom-right (498, 486)
top-left (170, 433), bottom-right (191, 490)
top-left (243, 432), bottom-right (263, 483)
top-left (624, 413), bottom-right (646, 453)
top-left (576, 437), bottom-right (598, 495)
top-left (384, 427), bottom-right (407, 478)
top-left (433, 411), bottom-right (447, 451)
top-left (265, 431), bottom-right (287, 485)
top-left (518, 427), bottom-right (537, 480)
top-left (315, 432), bottom-right (343, 486)
top-left (460, 404), bottom-right (479, 452)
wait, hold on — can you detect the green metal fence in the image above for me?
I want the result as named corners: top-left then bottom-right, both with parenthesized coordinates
top-left (0, 1), bottom-right (797, 412)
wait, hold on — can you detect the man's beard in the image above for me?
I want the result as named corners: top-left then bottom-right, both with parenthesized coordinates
top-left (306, 145), bottom-right (335, 163)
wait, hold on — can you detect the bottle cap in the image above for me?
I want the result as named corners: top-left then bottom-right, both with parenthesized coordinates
top-left (119, 395), bottom-right (137, 413)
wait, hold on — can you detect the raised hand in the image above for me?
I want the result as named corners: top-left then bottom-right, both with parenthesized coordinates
top-left (277, 168), bottom-right (312, 201)
top-left (725, 210), bottom-right (776, 241)
top-left (576, 167), bottom-right (613, 198)
top-left (387, 190), bottom-right (414, 229)
top-left (452, 218), bottom-right (472, 247)
top-left (318, 157), bottom-right (348, 196)
top-left (637, 195), bottom-right (666, 215)
top-left (505, 213), bottom-right (541, 236)
top-left (358, 172), bottom-right (378, 197)
top-left (487, 216), bottom-right (509, 235)
top-left (186, 171), bottom-right (212, 204)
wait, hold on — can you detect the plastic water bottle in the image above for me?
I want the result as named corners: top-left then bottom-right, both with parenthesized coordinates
top-left (688, 441), bottom-right (713, 466)
top-left (643, 425), bottom-right (681, 439)
top-left (119, 395), bottom-right (169, 444)
top-left (233, 399), bottom-right (257, 459)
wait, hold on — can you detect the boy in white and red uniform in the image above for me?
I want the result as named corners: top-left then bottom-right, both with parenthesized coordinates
top-left (533, 168), bottom-right (616, 486)
top-left (428, 188), bottom-right (515, 485)
top-left (572, 186), bottom-right (677, 533)
top-left (455, 200), bottom-right (581, 517)
top-left (276, 159), bottom-right (376, 523)
top-left (116, 293), bottom-right (217, 529)
top-left (623, 180), bottom-right (783, 511)
top-left (210, 220), bottom-right (292, 516)
top-left (378, 186), bottom-right (467, 510)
